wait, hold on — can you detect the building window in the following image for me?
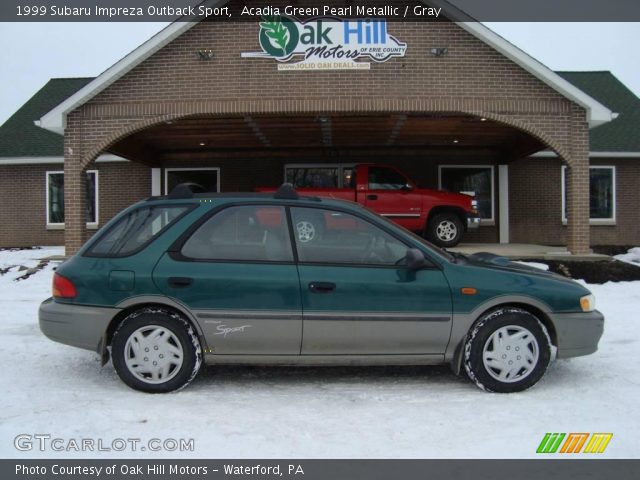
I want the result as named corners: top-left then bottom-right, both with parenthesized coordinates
top-left (561, 166), bottom-right (616, 224)
top-left (439, 166), bottom-right (494, 222)
top-left (165, 168), bottom-right (220, 194)
top-left (46, 170), bottom-right (98, 227)
top-left (285, 164), bottom-right (355, 188)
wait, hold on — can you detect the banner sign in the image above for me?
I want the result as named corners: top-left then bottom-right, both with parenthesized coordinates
top-left (241, 16), bottom-right (407, 71)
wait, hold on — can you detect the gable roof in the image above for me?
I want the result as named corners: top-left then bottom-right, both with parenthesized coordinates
top-left (0, 78), bottom-right (92, 158)
top-left (37, 1), bottom-right (613, 134)
top-left (557, 71), bottom-right (640, 152)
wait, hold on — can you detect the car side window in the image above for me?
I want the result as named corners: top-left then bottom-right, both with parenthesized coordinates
top-left (88, 205), bottom-right (191, 257)
top-left (181, 205), bottom-right (293, 262)
top-left (368, 167), bottom-right (408, 190)
top-left (291, 207), bottom-right (408, 266)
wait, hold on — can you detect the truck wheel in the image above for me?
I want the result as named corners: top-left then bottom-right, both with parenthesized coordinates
top-left (427, 213), bottom-right (464, 247)
top-left (112, 307), bottom-right (202, 393)
top-left (463, 308), bottom-right (552, 393)
top-left (295, 215), bottom-right (324, 244)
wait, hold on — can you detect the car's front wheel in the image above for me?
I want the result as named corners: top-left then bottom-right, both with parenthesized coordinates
top-left (463, 307), bottom-right (551, 393)
top-left (112, 308), bottom-right (202, 393)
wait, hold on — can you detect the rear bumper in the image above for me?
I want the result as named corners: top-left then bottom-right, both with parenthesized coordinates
top-left (39, 298), bottom-right (118, 353)
top-left (550, 310), bottom-right (605, 358)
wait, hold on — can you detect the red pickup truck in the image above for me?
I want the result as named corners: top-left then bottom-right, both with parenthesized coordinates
top-left (258, 164), bottom-right (480, 247)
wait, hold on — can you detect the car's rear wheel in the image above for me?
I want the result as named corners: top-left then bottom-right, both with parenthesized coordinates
top-left (463, 307), bottom-right (551, 393)
top-left (112, 308), bottom-right (202, 393)
top-left (427, 213), bottom-right (464, 247)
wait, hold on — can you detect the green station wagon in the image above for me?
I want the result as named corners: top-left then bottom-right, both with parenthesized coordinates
top-left (39, 184), bottom-right (604, 393)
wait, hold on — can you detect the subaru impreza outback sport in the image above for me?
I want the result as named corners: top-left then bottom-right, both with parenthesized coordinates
top-left (39, 184), bottom-right (604, 393)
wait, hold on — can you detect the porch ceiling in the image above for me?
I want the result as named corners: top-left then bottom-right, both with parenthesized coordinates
top-left (108, 113), bottom-right (545, 162)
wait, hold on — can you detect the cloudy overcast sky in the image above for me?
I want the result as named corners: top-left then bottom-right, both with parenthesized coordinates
top-left (0, 22), bottom-right (638, 125)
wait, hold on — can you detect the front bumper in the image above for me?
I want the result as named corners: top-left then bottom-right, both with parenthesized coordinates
top-left (466, 214), bottom-right (481, 230)
top-left (39, 297), bottom-right (118, 352)
top-left (550, 309), bottom-right (605, 358)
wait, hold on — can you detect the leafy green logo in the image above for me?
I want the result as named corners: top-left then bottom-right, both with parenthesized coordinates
top-left (259, 16), bottom-right (298, 58)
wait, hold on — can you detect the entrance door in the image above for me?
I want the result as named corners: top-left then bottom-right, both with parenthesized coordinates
top-left (290, 206), bottom-right (452, 355)
top-left (152, 205), bottom-right (301, 354)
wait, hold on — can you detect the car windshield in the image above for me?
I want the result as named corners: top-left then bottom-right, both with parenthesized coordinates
top-left (361, 207), bottom-right (455, 263)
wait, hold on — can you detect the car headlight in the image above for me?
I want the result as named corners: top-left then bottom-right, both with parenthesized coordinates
top-left (580, 294), bottom-right (596, 312)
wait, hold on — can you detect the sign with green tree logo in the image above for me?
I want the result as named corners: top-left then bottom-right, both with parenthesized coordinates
top-left (242, 16), bottom-right (407, 71)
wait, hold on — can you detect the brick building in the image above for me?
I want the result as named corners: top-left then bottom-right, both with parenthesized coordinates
top-left (0, 4), bottom-right (638, 253)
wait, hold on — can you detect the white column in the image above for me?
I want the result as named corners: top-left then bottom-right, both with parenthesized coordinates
top-left (151, 168), bottom-right (161, 196)
top-left (498, 164), bottom-right (509, 244)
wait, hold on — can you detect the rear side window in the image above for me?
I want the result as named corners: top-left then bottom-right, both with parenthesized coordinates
top-left (87, 205), bottom-right (191, 257)
top-left (368, 167), bottom-right (408, 190)
top-left (181, 205), bottom-right (293, 262)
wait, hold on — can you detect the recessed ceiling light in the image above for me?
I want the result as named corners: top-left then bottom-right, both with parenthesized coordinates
top-left (453, 139), bottom-right (459, 144)
top-left (199, 142), bottom-right (206, 146)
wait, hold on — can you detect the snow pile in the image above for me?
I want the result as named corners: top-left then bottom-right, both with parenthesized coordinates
top-left (0, 247), bottom-right (638, 459)
top-left (614, 246), bottom-right (640, 266)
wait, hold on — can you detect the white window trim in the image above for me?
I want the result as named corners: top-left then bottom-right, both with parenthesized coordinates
top-left (561, 166), bottom-right (616, 226)
top-left (284, 163), bottom-right (356, 188)
top-left (45, 170), bottom-right (99, 229)
top-left (438, 165), bottom-right (495, 225)
top-left (164, 167), bottom-right (220, 195)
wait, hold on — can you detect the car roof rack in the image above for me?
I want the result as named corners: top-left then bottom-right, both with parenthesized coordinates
top-left (168, 182), bottom-right (207, 199)
top-left (273, 183), bottom-right (299, 200)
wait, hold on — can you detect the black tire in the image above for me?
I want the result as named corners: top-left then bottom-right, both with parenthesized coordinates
top-left (426, 213), bottom-right (464, 247)
top-left (112, 307), bottom-right (202, 393)
top-left (463, 307), bottom-right (551, 393)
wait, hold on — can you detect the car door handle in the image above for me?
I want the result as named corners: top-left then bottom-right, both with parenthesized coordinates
top-left (168, 277), bottom-right (193, 288)
top-left (309, 282), bottom-right (336, 293)
top-left (366, 194), bottom-right (378, 200)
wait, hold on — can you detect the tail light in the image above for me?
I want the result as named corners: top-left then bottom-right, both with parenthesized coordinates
top-left (53, 273), bottom-right (77, 299)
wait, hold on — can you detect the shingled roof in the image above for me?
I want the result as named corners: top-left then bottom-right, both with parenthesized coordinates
top-left (0, 77), bottom-right (92, 158)
top-left (557, 71), bottom-right (640, 152)
top-left (0, 73), bottom-right (638, 158)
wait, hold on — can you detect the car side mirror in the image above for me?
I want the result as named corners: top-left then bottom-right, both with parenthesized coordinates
top-left (406, 248), bottom-right (428, 270)
top-left (401, 183), bottom-right (413, 192)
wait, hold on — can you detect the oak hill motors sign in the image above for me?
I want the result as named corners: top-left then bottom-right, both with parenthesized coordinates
top-left (241, 16), bottom-right (408, 70)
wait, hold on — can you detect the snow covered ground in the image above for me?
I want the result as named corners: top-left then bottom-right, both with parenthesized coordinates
top-left (1, 247), bottom-right (639, 459)
top-left (615, 247), bottom-right (640, 266)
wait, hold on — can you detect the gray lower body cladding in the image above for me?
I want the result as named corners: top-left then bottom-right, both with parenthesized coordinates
top-left (39, 298), bottom-right (117, 352)
top-left (550, 309), bottom-right (605, 358)
top-left (38, 298), bottom-right (604, 366)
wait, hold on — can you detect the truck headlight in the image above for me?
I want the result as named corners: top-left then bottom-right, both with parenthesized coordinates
top-left (580, 294), bottom-right (596, 312)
